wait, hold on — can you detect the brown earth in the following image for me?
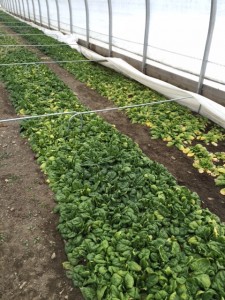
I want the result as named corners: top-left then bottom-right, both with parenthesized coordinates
top-left (0, 83), bottom-right (83, 300)
top-left (1, 22), bottom-right (225, 300)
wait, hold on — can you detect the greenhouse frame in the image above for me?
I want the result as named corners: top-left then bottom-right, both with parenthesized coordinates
top-left (1, 0), bottom-right (225, 105)
top-left (1, 1), bottom-right (225, 299)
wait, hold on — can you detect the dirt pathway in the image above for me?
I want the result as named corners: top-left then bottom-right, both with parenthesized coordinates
top-left (0, 83), bottom-right (83, 299)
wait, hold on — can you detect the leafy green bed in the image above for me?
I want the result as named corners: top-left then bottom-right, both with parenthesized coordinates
top-left (1, 20), bottom-right (225, 299)
top-left (2, 13), bottom-right (225, 195)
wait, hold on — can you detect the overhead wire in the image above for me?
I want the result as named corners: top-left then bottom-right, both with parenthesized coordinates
top-left (0, 43), bottom-right (78, 48)
top-left (0, 96), bottom-right (193, 124)
top-left (0, 59), bottom-right (107, 66)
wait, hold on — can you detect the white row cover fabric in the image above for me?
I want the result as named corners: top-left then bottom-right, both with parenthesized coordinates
top-left (80, 47), bottom-right (225, 130)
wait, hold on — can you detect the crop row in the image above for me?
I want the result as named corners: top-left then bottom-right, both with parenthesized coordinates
top-left (0, 17), bottom-right (225, 299)
top-left (0, 13), bottom-right (224, 195)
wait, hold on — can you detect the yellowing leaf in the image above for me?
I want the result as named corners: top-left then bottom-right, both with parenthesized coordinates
top-left (220, 188), bottom-right (225, 195)
top-left (187, 152), bottom-right (194, 157)
top-left (145, 121), bottom-right (152, 127)
top-left (19, 108), bottom-right (25, 115)
top-left (217, 168), bottom-right (225, 174)
top-left (183, 148), bottom-right (190, 154)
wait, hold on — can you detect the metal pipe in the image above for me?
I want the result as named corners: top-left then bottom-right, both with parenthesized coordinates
top-left (17, 0), bottom-right (22, 16)
top-left (84, 0), bottom-right (90, 48)
top-left (4, 0), bottom-right (8, 11)
top-left (5, 0), bottom-right (8, 10)
top-left (6, 0), bottom-right (10, 12)
top-left (14, 0), bottom-right (19, 15)
top-left (197, 0), bottom-right (217, 94)
top-left (6, 0), bottom-right (10, 11)
top-left (0, 96), bottom-right (193, 123)
top-left (108, 0), bottom-right (112, 56)
top-left (21, 0), bottom-right (26, 18)
top-left (142, 0), bottom-right (150, 73)
top-left (1, 0), bottom-right (5, 10)
top-left (26, 0), bottom-right (31, 21)
top-left (45, 0), bottom-right (50, 28)
top-left (31, 0), bottom-right (36, 23)
top-left (11, 0), bottom-right (16, 14)
top-left (55, 0), bottom-right (60, 31)
top-left (68, 0), bottom-right (73, 33)
top-left (37, 0), bottom-right (42, 25)
top-left (8, 0), bottom-right (13, 12)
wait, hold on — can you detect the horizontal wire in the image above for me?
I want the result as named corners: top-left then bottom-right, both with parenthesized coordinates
top-left (0, 21), bottom-right (26, 24)
top-left (0, 33), bottom-right (57, 36)
top-left (0, 43), bottom-right (78, 47)
top-left (0, 96), bottom-right (193, 123)
top-left (0, 59), bottom-right (107, 66)
top-left (0, 25), bottom-right (30, 28)
top-left (1, 18), bottom-right (224, 69)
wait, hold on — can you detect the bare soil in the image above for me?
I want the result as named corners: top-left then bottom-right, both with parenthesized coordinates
top-left (0, 83), bottom-right (83, 300)
top-left (1, 23), bottom-right (225, 300)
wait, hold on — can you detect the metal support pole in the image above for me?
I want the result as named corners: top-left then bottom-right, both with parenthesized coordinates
top-left (1, 0), bottom-right (5, 10)
top-left (142, 0), bottom-right (150, 73)
top-left (7, 0), bottom-right (11, 12)
top-left (108, 0), bottom-right (112, 56)
top-left (31, 0), bottom-right (36, 22)
top-left (45, 0), bottom-right (50, 28)
top-left (37, 0), bottom-right (42, 25)
top-left (26, 0), bottom-right (30, 20)
top-left (84, 0), bottom-right (90, 48)
top-left (11, 0), bottom-right (16, 14)
top-left (17, 0), bottom-right (22, 16)
top-left (14, 0), bottom-right (19, 15)
top-left (8, 0), bottom-right (12, 12)
top-left (197, 0), bottom-right (217, 94)
top-left (8, 0), bottom-right (11, 12)
top-left (68, 0), bottom-right (73, 33)
top-left (55, 0), bottom-right (60, 31)
top-left (21, 0), bottom-right (26, 18)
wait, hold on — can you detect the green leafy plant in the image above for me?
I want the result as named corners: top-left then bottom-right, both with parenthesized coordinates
top-left (1, 14), bottom-right (225, 298)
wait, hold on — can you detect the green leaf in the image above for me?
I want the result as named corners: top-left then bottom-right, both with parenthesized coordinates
top-left (80, 287), bottom-right (96, 300)
top-left (127, 261), bottom-right (142, 272)
top-left (190, 258), bottom-right (210, 274)
top-left (169, 292), bottom-right (180, 300)
top-left (195, 274), bottom-right (211, 290)
top-left (97, 286), bottom-right (107, 300)
top-left (212, 270), bottom-right (225, 296)
top-left (111, 273), bottom-right (123, 286)
top-left (124, 273), bottom-right (134, 289)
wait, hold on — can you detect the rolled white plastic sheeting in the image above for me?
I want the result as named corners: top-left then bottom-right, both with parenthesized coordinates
top-left (78, 46), bottom-right (225, 130)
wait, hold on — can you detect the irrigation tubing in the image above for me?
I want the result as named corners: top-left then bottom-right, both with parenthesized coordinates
top-left (0, 96), bottom-right (193, 124)
top-left (0, 59), bottom-right (107, 66)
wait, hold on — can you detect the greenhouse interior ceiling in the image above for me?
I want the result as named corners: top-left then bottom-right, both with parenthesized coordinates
top-left (0, 0), bottom-right (225, 105)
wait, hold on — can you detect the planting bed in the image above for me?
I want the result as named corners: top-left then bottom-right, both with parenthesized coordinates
top-left (1, 12), bottom-right (225, 300)
top-left (1, 14), bottom-right (224, 196)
